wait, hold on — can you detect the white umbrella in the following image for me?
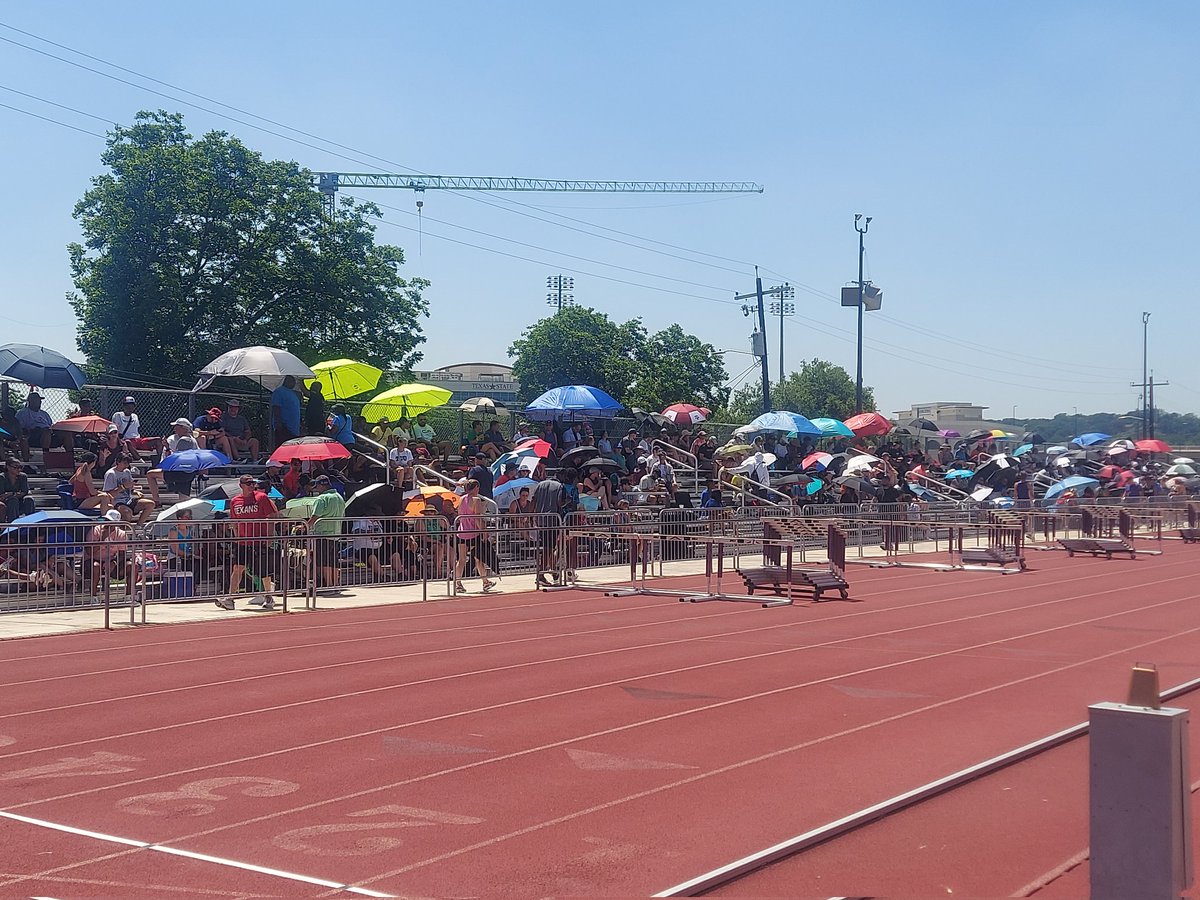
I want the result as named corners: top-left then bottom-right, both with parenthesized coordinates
top-left (192, 346), bottom-right (316, 392)
top-left (1109, 439), bottom-right (1137, 451)
top-left (150, 497), bottom-right (216, 537)
top-left (1166, 464), bottom-right (1196, 476)
top-left (1174, 457), bottom-right (1195, 464)
top-left (844, 453), bottom-right (881, 474)
top-left (728, 452), bottom-right (777, 474)
top-left (970, 486), bottom-right (994, 501)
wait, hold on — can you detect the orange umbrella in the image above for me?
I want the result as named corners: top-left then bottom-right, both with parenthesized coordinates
top-left (403, 486), bottom-right (460, 517)
top-left (52, 415), bottom-right (113, 434)
top-left (1135, 438), bottom-right (1171, 453)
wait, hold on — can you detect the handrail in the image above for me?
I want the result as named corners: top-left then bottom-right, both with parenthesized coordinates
top-left (913, 472), bottom-right (971, 501)
top-left (651, 439), bottom-right (699, 483)
top-left (414, 463), bottom-right (460, 490)
top-left (719, 475), bottom-right (791, 510)
top-left (352, 431), bottom-right (391, 482)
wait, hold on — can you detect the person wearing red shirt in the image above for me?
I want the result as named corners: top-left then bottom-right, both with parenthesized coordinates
top-left (217, 475), bottom-right (278, 611)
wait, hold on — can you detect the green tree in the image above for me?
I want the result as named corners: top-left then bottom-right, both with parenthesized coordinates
top-left (508, 309), bottom-right (728, 411)
top-left (508, 306), bottom-right (645, 402)
top-left (627, 324), bottom-right (728, 412)
top-left (68, 110), bottom-right (429, 384)
top-left (719, 359), bottom-right (873, 423)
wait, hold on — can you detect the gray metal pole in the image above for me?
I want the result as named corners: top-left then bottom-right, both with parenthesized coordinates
top-left (755, 271), bottom-right (770, 414)
top-left (1142, 312), bottom-right (1150, 439)
top-left (854, 217), bottom-right (870, 414)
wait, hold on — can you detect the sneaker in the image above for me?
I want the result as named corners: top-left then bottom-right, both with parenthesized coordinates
top-left (454, 581), bottom-right (466, 593)
top-left (247, 595), bottom-right (267, 606)
top-left (260, 597), bottom-right (276, 611)
top-left (214, 597), bottom-right (235, 611)
top-left (482, 579), bottom-right (497, 593)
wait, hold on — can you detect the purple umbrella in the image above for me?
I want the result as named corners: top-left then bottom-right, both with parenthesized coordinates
top-left (938, 429), bottom-right (961, 438)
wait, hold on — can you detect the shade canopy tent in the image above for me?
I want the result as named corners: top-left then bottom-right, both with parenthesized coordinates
top-left (524, 385), bottom-right (622, 421)
top-left (0, 344), bottom-right (87, 390)
top-left (192, 346), bottom-right (315, 392)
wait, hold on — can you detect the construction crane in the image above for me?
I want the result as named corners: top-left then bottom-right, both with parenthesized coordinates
top-left (315, 172), bottom-right (764, 218)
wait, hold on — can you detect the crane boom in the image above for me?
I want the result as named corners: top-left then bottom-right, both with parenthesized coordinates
top-left (316, 172), bottom-right (763, 215)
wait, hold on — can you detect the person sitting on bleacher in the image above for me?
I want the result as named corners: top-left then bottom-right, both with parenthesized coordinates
top-left (220, 399), bottom-right (259, 461)
top-left (103, 455), bottom-right (156, 525)
top-left (166, 419), bottom-right (199, 454)
top-left (1, 458), bottom-right (35, 522)
top-left (191, 408), bottom-right (233, 459)
top-left (15, 393), bottom-right (62, 462)
top-left (68, 453), bottom-right (112, 514)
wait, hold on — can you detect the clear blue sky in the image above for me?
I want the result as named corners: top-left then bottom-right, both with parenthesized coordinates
top-left (0, 1), bottom-right (1195, 421)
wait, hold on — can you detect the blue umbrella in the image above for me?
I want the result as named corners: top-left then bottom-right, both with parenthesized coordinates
top-left (805, 478), bottom-right (824, 495)
top-left (808, 417), bottom-right (855, 437)
top-left (159, 449), bottom-right (230, 472)
top-left (493, 477), bottom-right (538, 507)
top-left (740, 411), bottom-right (822, 436)
top-left (1014, 443), bottom-right (1034, 457)
top-left (990, 495), bottom-right (1016, 509)
top-left (1072, 432), bottom-right (1110, 447)
top-left (524, 385), bottom-right (622, 420)
top-left (908, 484), bottom-right (935, 500)
top-left (945, 469), bottom-right (974, 479)
top-left (2, 509), bottom-right (96, 536)
top-left (0, 425), bottom-right (8, 437)
top-left (0, 344), bottom-right (87, 389)
top-left (491, 448), bottom-right (538, 477)
top-left (1044, 475), bottom-right (1099, 501)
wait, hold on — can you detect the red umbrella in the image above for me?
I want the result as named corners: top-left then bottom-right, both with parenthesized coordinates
top-left (1096, 464), bottom-right (1121, 480)
top-left (514, 437), bottom-right (552, 458)
top-left (1135, 439), bottom-right (1172, 453)
top-left (843, 412), bottom-right (892, 437)
top-left (1114, 470), bottom-right (1136, 487)
top-left (269, 436), bottom-right (352, 463)
top-left (52, 415), bottom-right (113, 434)
top-left (801, 451), bottom-right (834, 471)
top-left (661, 403), bottom-right (710, 426)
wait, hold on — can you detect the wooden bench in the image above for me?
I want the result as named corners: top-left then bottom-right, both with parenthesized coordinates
top-left (1179, 528), bottom-right (1200, 544)
top-left (735, 565), bottom-right (850, 601)
top-left (1058, 538), bottom-right (1137, 559)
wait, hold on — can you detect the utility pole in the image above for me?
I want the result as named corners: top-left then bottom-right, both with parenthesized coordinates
top-left (546, 274), bottom-right (574, 313)
top-left (769, 284), bottom-right (795, 388)
top-left (1147, 374), bottom-right (1168, 438)
top-left (1141, 312), bottom-right (1150, 439)
top-left (736, 273), bottom-right (792, 414)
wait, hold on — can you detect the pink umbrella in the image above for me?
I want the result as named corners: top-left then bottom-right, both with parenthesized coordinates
top-left (843, 412), bottom-right (892, 437)
top-left (661, 403), bottom-right (710, 426)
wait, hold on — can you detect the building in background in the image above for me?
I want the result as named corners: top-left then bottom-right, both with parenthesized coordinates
top-left (893, 401), bottom-right (1014, 450)
top-left (409, 363), bottom-right (521, 406)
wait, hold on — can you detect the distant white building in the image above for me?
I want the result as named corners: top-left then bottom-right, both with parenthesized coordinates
top-left (408, 362), bottom-right (521, 406)
top-left (893, 401), bottom-right (1014, 448)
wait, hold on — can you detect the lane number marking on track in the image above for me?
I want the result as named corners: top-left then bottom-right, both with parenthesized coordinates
top-left (274, 805), bottom-right (484, 857)
top-left (0, 751), bottom-right (140, 782)
top-left (117, 776), bottom-right (300, 817)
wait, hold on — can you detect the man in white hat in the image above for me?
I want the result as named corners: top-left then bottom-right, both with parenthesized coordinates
top-left (110, 396), bottom-right (141, 440)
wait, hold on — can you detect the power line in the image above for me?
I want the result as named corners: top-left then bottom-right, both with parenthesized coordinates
top-left (0, 98), bottom-right (105, 138)
top-left (346, 193), bottom-right (737, 295)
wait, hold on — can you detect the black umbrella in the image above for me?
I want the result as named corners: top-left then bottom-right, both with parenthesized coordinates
top-left (908, 418), bottom-right (939, 431)
top-left (559, 446), bottom-right (600, 470)
top-left (346, 483), bottom-right (405, 517)
top-left (631, 409), bottom-right (675, 432)
top-left (962, 429), bottom-right (992, 443)
top-left (199, 481), bottom-right (240, 501)
top-left (579, 457), bottom-right (622, 472)
top-left (971, 456), bottom-right (1020, 489)
top-left (1022, 432), bottom-right (1046, 445)
top-left (823, 452), bottom-right (853, 476)
top-left (889, 425), bottom-right (919, 437)
top-left (834, 474), bottom-right (877, 495)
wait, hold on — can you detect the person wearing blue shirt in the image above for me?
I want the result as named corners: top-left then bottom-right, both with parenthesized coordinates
top-left (700, 479), bottom-right (724, 509)
top-left (327, 403), bottom-right (355, 447)
top-left (271, 375), bottom-right (302, 447)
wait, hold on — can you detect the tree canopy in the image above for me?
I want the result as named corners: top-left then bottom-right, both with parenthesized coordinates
top-left (720, 359), bottom-right (873, 423)
top-left (68, 110), bottom-right (429, 384)
top-left (508, 307), bottom-right (728, 410)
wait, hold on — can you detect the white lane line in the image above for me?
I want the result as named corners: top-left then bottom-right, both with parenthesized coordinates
top-left (0, 810), bottom-right (390, 898)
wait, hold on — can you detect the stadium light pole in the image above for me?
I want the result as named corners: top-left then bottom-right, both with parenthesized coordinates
top-left (852, 215), bottom-right (875, 414)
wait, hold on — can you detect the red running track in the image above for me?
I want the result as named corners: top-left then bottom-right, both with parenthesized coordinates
top-left (0, 546), bottom-right (1198, 898)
